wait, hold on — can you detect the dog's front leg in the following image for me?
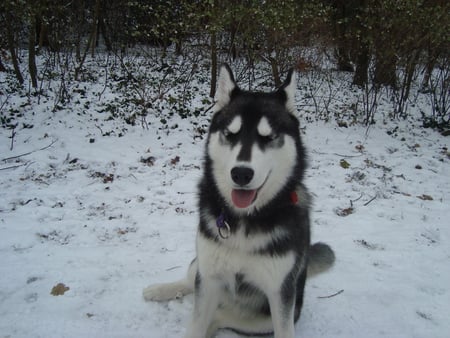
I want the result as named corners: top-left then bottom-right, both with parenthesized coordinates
top-left (185, 272), bottom-right (221, 338)
top-left (267, 289), bottom-right (296, 338)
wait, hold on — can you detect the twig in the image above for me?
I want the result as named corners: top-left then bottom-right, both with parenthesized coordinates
top-left (166, 266), bottom-right (182, 271)
top-left (0, 161), bottom-right (32, 171)
top-left (350, 193), bottom-right (364, 207)
top-left (333, 152), bottom-right (363, 158)
top-left (318, 289), bottom-right (344, 299)
top-left (10, 127), bottom-right (16, 151)
top-left (95, 124), bottom-right (105, 136)
top-left (1, 139), bottom-right (57, 162)
top-left (312, 150), bottom-right (363, 158)
top-left (203, 102), bottom-right (216, 114)
top-left (364, 196), bottom-right (377, 206)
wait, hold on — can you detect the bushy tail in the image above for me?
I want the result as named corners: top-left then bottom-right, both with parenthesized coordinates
top-left (307, 242), bottom-right (335, 277)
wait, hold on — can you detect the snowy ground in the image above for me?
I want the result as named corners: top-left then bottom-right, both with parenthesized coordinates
top-left (1, 56), bottom-right (449, 338)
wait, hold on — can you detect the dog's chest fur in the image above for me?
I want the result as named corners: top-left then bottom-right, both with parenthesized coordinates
top-left (197, 217), bottom-right (297, 298)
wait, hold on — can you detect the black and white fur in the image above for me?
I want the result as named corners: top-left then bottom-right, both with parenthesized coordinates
top-left (143, 65), bottom-right (335, 338)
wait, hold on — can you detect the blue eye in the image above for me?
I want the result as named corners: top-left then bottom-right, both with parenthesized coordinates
top-left (221, 128), bottom-right (238, 141)
top-left (268, 133), bottom-right (279, 141)
top-left (260, 133), bottom-right (279, 143)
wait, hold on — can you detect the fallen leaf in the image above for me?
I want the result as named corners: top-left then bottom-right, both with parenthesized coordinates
top-left (340, 159), bottom-right (350, 169)
top-left (103, 174), bottom-right (114, 184)
top-left (140, 156), bottom-right (156, 166)
top-left (355, 144), bottom-right (365, 152)
top-left (51, 283), bottom-right (70, 296)
top-left (335, 207), bottom-right (354, 217)
top-left (91, 171), bottom-right (114, 183)
top-left (170, 156), bottom-right (180, 165)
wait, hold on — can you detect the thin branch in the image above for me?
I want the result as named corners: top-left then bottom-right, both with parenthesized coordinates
top-left (1, 139), bottom-right (58, 162)
top-left (9, 127), bottom-right (16, 151)
top-left (350, 193), bottom-right (364, 207)
top-left (166, 266), bottom-right (182, 271)
top-left (312, 150), bottom-right (363, 158)
top-left (318, 289), bottom-right (344, 299)
top-left (364, 196), bottom-right (377, 206)
top-left (0, 161), bottom-right (33, 171)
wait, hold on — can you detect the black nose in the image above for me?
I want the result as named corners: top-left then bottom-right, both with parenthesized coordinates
top-left (231, 167), bottom-right (254, 186)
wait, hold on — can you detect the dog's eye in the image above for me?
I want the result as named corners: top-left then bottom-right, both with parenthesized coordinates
top-left (269, 133), bottom-right (279, 141)
top-left (222, 129), bottom-right (237, 141)
top-left (261, 133), bottom-right (279, 143)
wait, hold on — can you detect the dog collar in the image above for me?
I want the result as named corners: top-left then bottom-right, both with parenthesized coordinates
top-left (216, 212), bottom-right (231, 239)
top-left (215, 191), bottom-right (298, 239)
top-left (290, 191), bottom-right (299, 204)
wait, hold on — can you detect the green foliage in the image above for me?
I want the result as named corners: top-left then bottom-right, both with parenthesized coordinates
top-left (0, 0), bottom-right (448, 129)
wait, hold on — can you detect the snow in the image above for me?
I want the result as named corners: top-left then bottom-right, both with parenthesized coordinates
top-left (1, 56), bottom-right (449, 338)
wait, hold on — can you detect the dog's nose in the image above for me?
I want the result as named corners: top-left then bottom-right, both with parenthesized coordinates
top-left (231, 167), bottom-right (254, 186)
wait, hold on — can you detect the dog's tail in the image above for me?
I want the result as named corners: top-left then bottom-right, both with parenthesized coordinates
top-left (307, 242), bottom-right (335, 277)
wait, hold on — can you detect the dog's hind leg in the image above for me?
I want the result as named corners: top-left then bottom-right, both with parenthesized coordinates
top-left (143, 258), bottom-right (197, 302)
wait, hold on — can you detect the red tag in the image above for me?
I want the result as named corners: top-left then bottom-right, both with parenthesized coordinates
top-left (290, 191), bottom-right (299, 204)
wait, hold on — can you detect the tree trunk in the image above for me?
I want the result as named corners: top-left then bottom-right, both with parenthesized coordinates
top-left (29, 15), bottom-right (38, 88)
top-left (421, 48), bottom-right (438, 90)
top-left (175, 41), bottom-right (182, 56)
top-left (90, 0), bottom-right (101, 57)
top-left (75, 0), bottom-right (84, 61)
top-left (353, 42), bottom-right (370, 87)
top-left (229, 23), bottom-right (237, 60)
top-left (99, 16), bottom-right (112, 52)
top-left (0, 57), bottom-right (6, 72)
top-left (374, 52), bottom-right (397, 88)
top-left (333, 1), bottom-right (353, 72)
top-left (76, 0), bottom-right (101, 79)
top-left (36, 15), bottom-right (49, 50)
top-left (5, 11), bottom-right (24, 85)
top-left (210, 30), bottom-right (217, 98)
top-left (269, 56), bottom-right (281, 87)
top-left (336, 46), bottom-right (354, 72)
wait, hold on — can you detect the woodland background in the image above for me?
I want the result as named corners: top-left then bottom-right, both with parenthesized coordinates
top-left (1, 0), bottom-right (449, 129)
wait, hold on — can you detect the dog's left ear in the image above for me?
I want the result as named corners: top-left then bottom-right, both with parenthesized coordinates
top-left (278, 69), bottom-right (297, 114)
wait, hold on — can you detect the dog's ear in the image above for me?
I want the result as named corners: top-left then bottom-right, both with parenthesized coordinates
top-left (215, 64), bottom-right (237, 111)
top-left (278, 68), bottom-right (297, 114)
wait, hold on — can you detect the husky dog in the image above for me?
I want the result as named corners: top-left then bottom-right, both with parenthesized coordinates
top-left (143, 65), bottom-right (335, 338)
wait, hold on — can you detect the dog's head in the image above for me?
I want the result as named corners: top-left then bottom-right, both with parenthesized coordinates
top-left (207, 64), bottom-right (304, 215)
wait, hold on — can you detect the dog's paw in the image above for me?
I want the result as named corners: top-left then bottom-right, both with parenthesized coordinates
top-left (143, 284), bottom-right (172, 302)
top-left (143, 281), bottom-right (192, 302)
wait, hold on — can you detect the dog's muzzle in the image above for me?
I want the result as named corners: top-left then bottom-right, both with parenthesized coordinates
top-left (230, 166), bottom-right (257, 208)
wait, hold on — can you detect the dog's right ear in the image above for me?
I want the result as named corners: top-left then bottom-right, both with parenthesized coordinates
top-left (278, 68), bottom-right (297, 114)
top-left (215, 64), bottom-right (237, 111)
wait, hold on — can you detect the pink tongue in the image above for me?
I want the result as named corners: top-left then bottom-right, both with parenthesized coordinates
top-left (231, 189), bottom-right (257, 208)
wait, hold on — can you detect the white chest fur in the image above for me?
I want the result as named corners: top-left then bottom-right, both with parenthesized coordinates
top-left (196, 223), bottom-right (296, 294)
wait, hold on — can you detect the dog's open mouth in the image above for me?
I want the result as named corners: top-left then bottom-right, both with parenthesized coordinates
top-left (231, 172), bottom-right (270, 209)
top-left (231, 189), bottom-right (257, 208)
